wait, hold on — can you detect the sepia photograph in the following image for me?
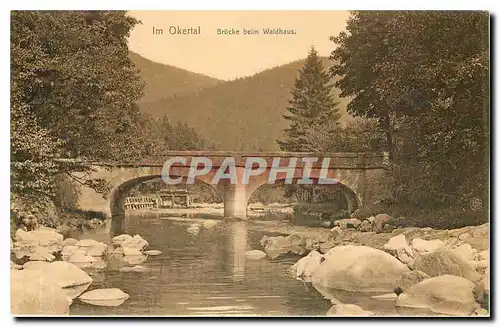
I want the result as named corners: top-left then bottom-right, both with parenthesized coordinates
top-left (9, 9), bottom-right (490, 317)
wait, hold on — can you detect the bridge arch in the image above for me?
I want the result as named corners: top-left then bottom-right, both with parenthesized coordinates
top-left (245, 176), bottom-right (362, 216)
top-left (109, 174), bottom-right (218, 234)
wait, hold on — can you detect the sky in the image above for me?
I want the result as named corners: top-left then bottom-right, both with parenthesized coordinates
top-left (127, 11), bottom-right (350, 80)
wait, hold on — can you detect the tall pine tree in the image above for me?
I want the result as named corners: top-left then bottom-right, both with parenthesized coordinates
top-left (278, 47), bottom-right (341, 152)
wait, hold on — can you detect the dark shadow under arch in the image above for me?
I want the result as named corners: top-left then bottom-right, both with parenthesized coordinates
top-left (109, 174), bottom-right (217, 235)
top-left (246, 177), bottom-right (361, 214)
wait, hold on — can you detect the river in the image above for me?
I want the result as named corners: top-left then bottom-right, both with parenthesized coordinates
top-left (69, 214), bottom-right (333, 316)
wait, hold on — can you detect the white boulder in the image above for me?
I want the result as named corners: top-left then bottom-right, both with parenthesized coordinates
top-left (202, 220), bottom-right (218, 229)
top-left (411, 238), bottom-right (444, 254)
top-left (327, 304), bottom-right (374, 316)
top-left (11, 269), bottom-right (71, 315)
top-left (62, 238), bottom-right (78, 246)
top-left (290, 250), bottom-right (324, 282)
top-left (119, 265), bottom-right (151, 273)
top-left (453, 243), bottom-right (476, 261)
top-left (79, 288), bottom-right (130, 307)
top-left (112, 234), bottom-right (133, 247)
top-left (396, 275), bottom-right (478, 316)
top-left (245, 250), bottom-right (267, 260)
top-left (23, 261), bottom-right (92, 299)
top-left (311, 245), bottom-right (410, 292)
top-left (29, 247), bottom-right (55, 262)
top-left (144, 250), bottom-right (162, 256)
top-left (86, 242), bottom-right (108, 257)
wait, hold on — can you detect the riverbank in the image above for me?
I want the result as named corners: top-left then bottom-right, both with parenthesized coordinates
top-left (253, 218), bottom-right (490, 317)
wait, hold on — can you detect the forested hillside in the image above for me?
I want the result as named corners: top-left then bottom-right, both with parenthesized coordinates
top-left (129, 51), bottom-right (222, 104)
top-left (138, 57), bottom-right (352, 151)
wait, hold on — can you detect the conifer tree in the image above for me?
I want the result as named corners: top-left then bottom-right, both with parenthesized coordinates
top-left (278, 47), bottom-right (341, 152)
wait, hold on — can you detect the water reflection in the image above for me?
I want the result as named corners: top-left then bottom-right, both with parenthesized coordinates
top-left (231, 221), bottom-right (248, 282)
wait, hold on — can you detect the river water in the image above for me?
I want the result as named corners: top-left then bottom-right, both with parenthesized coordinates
top-left (69, 215), bottom-right (333, 316)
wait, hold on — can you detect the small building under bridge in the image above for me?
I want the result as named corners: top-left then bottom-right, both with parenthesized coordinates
top-left (157, 189), bottom-right (192, 208)
top-left (124, 189), bottom-right (192, 210)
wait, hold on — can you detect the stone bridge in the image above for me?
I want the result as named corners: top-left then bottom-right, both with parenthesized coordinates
top-left (74, 151), bottom-right (387, 231)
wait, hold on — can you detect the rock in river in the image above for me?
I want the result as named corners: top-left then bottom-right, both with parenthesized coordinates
top-left (23, 261), bottom-right (93, 299)
top-left (15, 227), bottom-right (64, 253)
top-left (11, 261), bottom-right (23, 270)
top-left (396, 275), bottom-right (478, 316)
top-left (453, 243), bottom-right (476, 261)
top-left (28, 246), bottom-right (55, 262)
top-left (61, 245), bottom-right (85, 257)
top-left (112, 234), bottom-right (133, 247)
top-left (122, 247), bottom-right (143, 256)
top-left (397, 270), bottom-right (430, 292)
top-left (66, 252), bottom-right (97, 268)
top-left (260, 235), bottom-right (291, 259)
top-left (289, 250), bottom-right (324, 282)
top-left (334, 218), bottom-right (361, 229)
top-left (79, 288), bottom-right (130, 307)
top-left (412, 248), bottom-right (481, 282)
top-left (311, 245), bottom-right (410, 292)
top-left (384, 234), bottom-right (408, 252)
top-left (186, 224), bottom-right (201, 237)
top-left (202, 219), bottom-right (218, 229)
top-left (62, 238), bottom-right (78, 246)
top-left (373, 214), bottom-right (391, 233)
top-left (23, 261), bottom-right (50, 270)
top-left (383, 234), bottom-right (414, 264)
top-left (122, 235), bottom-right (149, 251)
top-left (475, 268), bottom-right (489, 306)
top-left (260, 233), bottom-right (307, 259)
top-left (75, 239), bottom-right (100, 248)
top-left (85, 242), bottom-right (108, 257)
top-left (123, 254), bottom-right (148, 265)
top-left (119, 265), bottom-right (151, 273)
top-left (327, 304), bottom-right (374, 316)
top-left (144, 250), bottom-right (162, 256)
top-left (244, 250), bottom-right (267, 260)
top-left (11, 269), bottom-right (71, 315)
top-left (411, 238), bottom-right (444, 254)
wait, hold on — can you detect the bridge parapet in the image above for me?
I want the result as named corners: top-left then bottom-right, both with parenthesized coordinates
top-left (79, 151), bottom-right (388, 169)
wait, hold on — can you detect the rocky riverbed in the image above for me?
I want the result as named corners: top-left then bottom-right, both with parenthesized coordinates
top-left (254, 216), bottom-right (490, 317)
top-left (11, 226), bottom-right (162, 315)
top-left (10, 213), bottom-right (490, 317)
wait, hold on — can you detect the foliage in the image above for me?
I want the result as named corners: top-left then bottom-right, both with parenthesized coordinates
top-left (10, 11), bottom-right (146, 228)
top-left (278, 47), bottom-right (342, 152)
top-left (10, 102), bottom-right (62, 201)
top-left (11, 11), bottom-right (145, 162)
top-left (11, 193), bottom-right (59, 230)
top-left (156, 117), bottom-right (215, 151)
top-left (319, 116), bottom-right (386, 152)
top-left (330, 11), bottom-right (489, 211)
